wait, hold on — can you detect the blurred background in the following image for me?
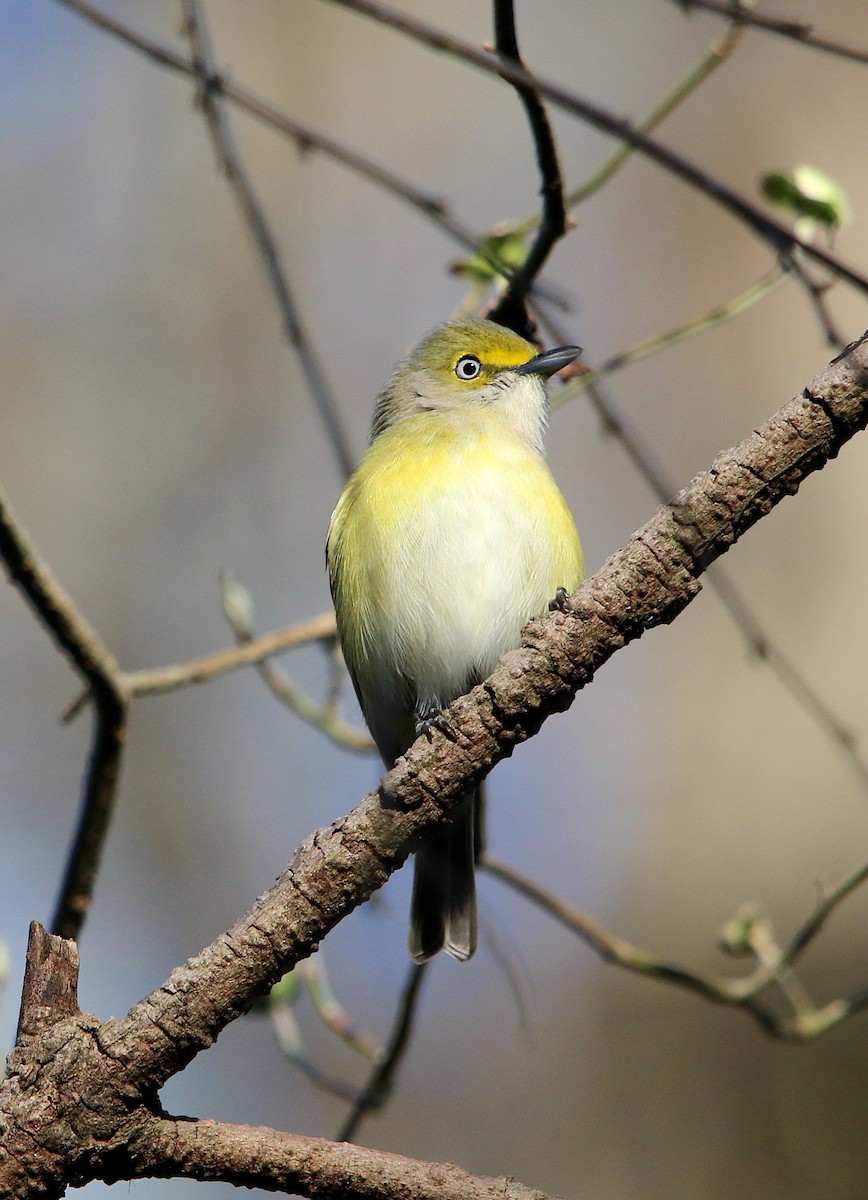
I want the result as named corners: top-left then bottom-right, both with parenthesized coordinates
top-left (2, 2), bottom-right (868, 1197)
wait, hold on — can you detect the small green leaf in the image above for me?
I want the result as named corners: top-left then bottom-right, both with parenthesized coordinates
top-left (760, 165), bottom-right (850, 242)
top-left (452, 228), bottom-right (529, 284)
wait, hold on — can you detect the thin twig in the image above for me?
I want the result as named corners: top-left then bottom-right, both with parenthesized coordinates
top-left (325, 0), bottom-right (868, 296)
top-left (670, 0), bottom-right (868, 67)
top-left (555, 16), bottom-right (745, 214)
top-left (700, 567), bottom-right (868, 792)
top-left (217, 577), bottom-right (374, 752)
top-left (0, 488), bottom-right (129, 940)
top-left (479, 917), bottom-right (534, 1045)
top-left (266, 958), bottom-right (380, 1103)
top-left (482, 854), bottom-right (765, 1003)
top-left (483, 854), bottom-right (868, 1039)
top-left (782, 860), bottom-right (868, 965)
top-left (180, 0), bottom-right (353, 479)
top-left (788, 256), bottom-right (847, 348)
top-left (251, 656), bottom-right (374, 752)
top-left (297, 957), bottom-right (381, 1059)
top-left (124, 611), bottom-right (337, 696)
top-left (269, 1002), bottom-right (361, 1102)
top-left (337, 962), bottom-right (427, 1143)
top-left (553, 264), bottom-right (788, 399)
top-left (487, 0), bottom-right (567, 331)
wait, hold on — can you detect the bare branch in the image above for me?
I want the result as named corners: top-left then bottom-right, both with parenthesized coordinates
top-left (483, 854), bottom-right (868, 1040)
top-left (337, 962), bottom-right (427, 1143)
top-left (554, 266), bottom-right (788, 398)
top-left (670, 0), bottom-right (868, 67)
top-left (782, 860), bottom-right (868, 966)
top-left (267, 957), bottom-right (380, 1101)
top-left (180, 0), bottom-right (354, 479)
top-left (788, 257), bottom-right (848, 348)
top-left (116, 1115), bottom-right (558, 1200)
top-left (0, 488), bottom-right (129, 941)
top-left (564, 18), bottom-right (745, 209)
top-left (124, 611), bottom-right (337, 696)
top-left (325, 0), bottom-right (868, 295)
top-left (486, 0), bottom-right (567, 333)
top-left (218, 578), bottom-right (374, 752)
top-left (700, 565), bottom-right (868, 792)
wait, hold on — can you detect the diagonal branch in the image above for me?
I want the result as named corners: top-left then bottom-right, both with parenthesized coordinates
top-left (670, 0), bottom-right (868, 67)
top-left (124, 610), bottom-right (338, 696)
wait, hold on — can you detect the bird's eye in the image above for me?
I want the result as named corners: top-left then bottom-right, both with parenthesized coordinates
top-left (454, 354), bottom-right (482, 381)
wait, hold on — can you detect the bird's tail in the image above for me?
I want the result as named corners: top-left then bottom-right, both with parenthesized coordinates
top-left (408, 791), bottom-right (480, 962)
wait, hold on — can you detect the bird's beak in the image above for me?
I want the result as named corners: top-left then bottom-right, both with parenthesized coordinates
top-left (515, 345), bottom-right (582, 378)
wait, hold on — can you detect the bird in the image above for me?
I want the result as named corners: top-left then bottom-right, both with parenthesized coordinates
top-left (326, 318), bottom-right (584, 962)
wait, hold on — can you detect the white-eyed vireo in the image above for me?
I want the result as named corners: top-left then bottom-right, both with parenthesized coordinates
top-left (327, 319), bottom-right (584, 962)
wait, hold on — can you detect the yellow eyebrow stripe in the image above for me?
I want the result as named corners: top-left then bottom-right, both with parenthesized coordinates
top-left (466, 347), bottom-right (532, 372)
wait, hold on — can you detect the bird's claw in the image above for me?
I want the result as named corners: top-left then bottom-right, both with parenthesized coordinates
top-left (415, 710), bottom-right (456, 742)
top-left (548, 585), bottom-right (572, 613)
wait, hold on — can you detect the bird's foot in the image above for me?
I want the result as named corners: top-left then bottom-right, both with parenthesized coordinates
top-left (415, 709), bottom-right (457, 742)
top-left (548, 585), bottom-right (572, 613)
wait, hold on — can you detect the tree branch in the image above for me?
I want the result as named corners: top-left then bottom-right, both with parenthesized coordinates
top-left (218, 579), bottom-right (374, 752)
top-left (114, 1115), bottom-right (557, 1200)
top-left (0, 489), bottom-right (129, 941)
top-left (483, 855), bottom-right (868, 1040)
top-left (124, 611), bottom-right (337, 696)
top-left (337, 961), bottom-right (427, 1143)
top-left (670, 0), bottom-right (868, 67)
top-left (487, 0), bottom-right (568, 334)
top-left (180, 0), bottom-right (354, 479)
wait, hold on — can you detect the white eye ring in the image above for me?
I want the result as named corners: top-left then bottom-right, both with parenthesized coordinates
top-left (455, 354), bottom-right (482, 381)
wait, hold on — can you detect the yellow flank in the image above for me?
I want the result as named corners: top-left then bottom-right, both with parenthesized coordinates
top-left (326, 318), bottom-right (584, 960)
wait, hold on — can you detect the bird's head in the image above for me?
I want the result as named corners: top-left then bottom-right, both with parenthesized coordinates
top-left (371, 319), bottom-right (580, 450)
